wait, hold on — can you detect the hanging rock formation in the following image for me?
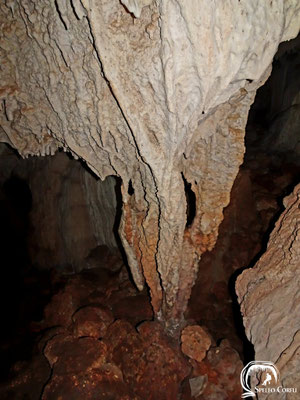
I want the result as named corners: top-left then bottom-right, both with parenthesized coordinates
top-left (1, 0), bottom-right (299, 331)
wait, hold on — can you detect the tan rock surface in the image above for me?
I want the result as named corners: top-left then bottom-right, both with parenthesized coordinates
top-left (181, 325), bottom-right (211, 363)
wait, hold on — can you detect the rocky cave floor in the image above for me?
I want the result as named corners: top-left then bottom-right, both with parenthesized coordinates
top-left (0, 125), bottom-right (299, 400)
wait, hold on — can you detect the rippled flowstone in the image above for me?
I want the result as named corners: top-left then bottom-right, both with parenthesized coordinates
top-left (1, 0), bottom-right (299, 327)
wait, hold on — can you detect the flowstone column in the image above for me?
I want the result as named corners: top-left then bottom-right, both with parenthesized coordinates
top-left (1, 0), bottom-right (299, 332)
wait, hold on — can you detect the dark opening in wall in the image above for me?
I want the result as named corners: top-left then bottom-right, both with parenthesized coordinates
top-left (181, 172), bottom-right (196, 228)
top-left (128, 179), bottom-right (134, 196)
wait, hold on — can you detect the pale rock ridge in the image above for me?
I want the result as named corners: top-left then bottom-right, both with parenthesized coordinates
top-left (236, 184), bottom-right (300, 398)
top-left (0, 0), bottom-right (299, 330)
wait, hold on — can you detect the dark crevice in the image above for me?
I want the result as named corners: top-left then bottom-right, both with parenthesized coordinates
top-left (69, 0), bottom-right (80, 21)
top-left (128, 179), bottom-right (134, 196)
top-left (54, 0), bottom-right (68, 30)
top-left (113, 177), bottom-right (136, 287)
top-left (119, 1), bottom-right (136, 18)
top-left (181, 172), bottom-right (196, 228)
top-left (228, 270), bottom-right (255, 364)
top-left (3, 99), bottom-right (9, 121)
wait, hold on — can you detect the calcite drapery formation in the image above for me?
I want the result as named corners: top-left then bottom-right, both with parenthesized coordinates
top-left (1, 0), bottom-right (299, 329)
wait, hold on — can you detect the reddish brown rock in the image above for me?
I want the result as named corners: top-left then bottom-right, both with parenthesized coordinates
top-left (0, 355), bottom-right (50, 400)
top-left (36, 326), bottom-right (67, 352)
top-left (43, 276), bottom-right (97, 328)
top-left (103, 319), bottom-right (139, 350)
top-left (43, 335), bottom-right (107, 372)
top-left (103, 320), bottom-right (190, 400)
top-left (136, 321), bottom-right (190, 400)
top-left (72, 305), bottom-right (114, 339)
top-left (41, 334), bottom-right (129, 399)
top-left (103, 320), bottom-right (145, 384)
top-left (43, 271), bottom-right (111, 329)
top-left (187, 339), bottom-right (243, 400)
top-left (43, 289), bottom-right (76, 329)
top-left (112, 293), bottom-right (153, 325)
top-left (181, 325), bottom-right (212, 363)
top-left (42, 368), bottom-right (138, 400)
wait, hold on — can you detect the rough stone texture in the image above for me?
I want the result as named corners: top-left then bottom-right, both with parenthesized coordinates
top-left (0, 354), bottom-right (51, 400)
top-left (0, 254), bottom-right (242, 399)
top-left (27, 154), bottom-right (119, 271)
top-left (181, 339), bottom-right (243, 400)
top-left (236, 184), bottom-right (300, 398)
top-left (1, 1), bottom-right (300, 327)
top-left (181, 325), bottom-right (212, 363)
top-left (41, 335), bottom-right (134, 400)
top-left (72, 305), bottom-right (114, 339)
top-left (112, 293), bottom-right (153, 325)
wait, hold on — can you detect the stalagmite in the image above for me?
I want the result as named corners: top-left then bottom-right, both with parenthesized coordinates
top-left (0, 0), bottom-right (299, 332)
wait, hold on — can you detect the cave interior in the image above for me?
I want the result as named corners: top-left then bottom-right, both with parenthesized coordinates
top-left (0, 31), bottom-right (299, 400)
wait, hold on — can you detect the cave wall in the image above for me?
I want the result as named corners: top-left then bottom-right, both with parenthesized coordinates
top-left (248, 34), bottom-right (300, 164)
top-left (256, 35), bottom-right (300, 125)
top-left (1, 0), bottom-right (299, 328)
top-left (236, 184), bottom-right (300, 398)
top-left (0, 144), bottom-right (118, 272)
